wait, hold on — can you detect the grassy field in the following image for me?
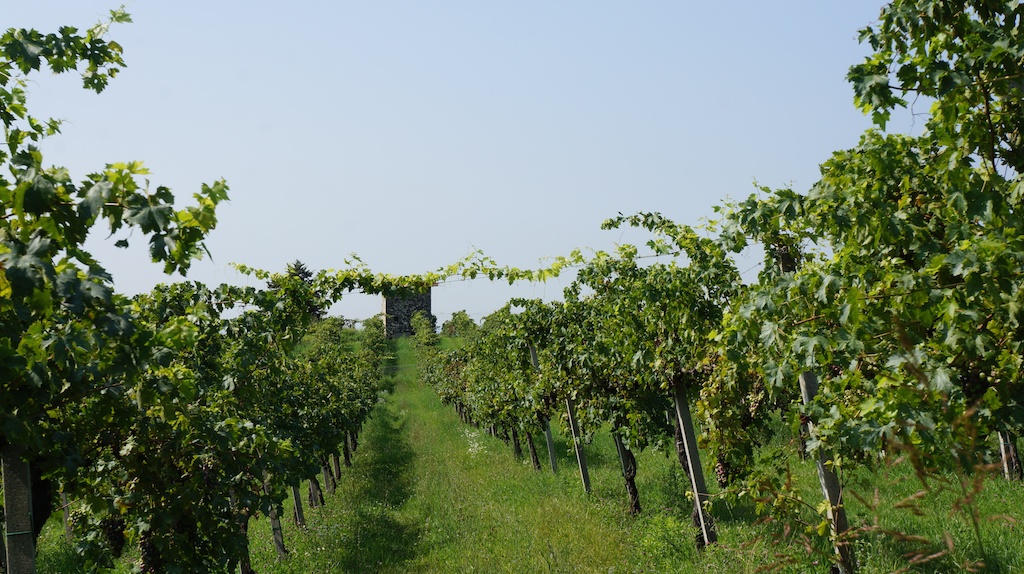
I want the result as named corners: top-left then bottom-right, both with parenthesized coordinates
top-left (35, 336), bottom-right (1024, 572)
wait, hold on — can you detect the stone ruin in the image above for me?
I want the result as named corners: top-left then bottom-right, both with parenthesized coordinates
top-left (382, 289), bottom-right (433, 339)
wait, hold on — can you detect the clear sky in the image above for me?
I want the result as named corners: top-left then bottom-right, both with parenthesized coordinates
top-left (6, 2), bottom-right (915, 324)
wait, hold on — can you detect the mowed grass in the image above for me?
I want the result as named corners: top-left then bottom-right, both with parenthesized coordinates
top-left (248, 338), bottom-right (634, 573)
top-left (36, 336), bottom-right (1024, 572)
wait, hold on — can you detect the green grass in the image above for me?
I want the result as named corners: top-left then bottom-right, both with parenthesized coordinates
top-left (248, 337), bottom-right (634, 573)
top-left (35, 336), bottom-right (1024, 572)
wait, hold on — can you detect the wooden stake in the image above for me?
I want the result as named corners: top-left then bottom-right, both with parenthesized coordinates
top-left (613, 431), bottom-right (626, 477)
top-left (529, 345), bottom-right (558, 473)
top-left (543, 418), bottom-right (558, 473)
top-left (799, 372), bottom-right (855, 574)
top-left (999, 430), bottom-right (1022, 481)
top-left (565, 398), bottom-right (591, 493)
top-left (2, 440), bottom-right (35, 574)
top-left (61, 491), bottom-right (72, 543)
top-left (291, 484), bottom-right (307, 529)
top-left (262, 473), bottom-right (287, 559)
top-left (672, 382), bottom-right (717, 548)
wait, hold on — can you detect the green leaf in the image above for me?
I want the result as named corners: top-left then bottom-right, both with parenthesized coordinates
top-left (23, 175), bottom-right (56, 214)
top-left (0, 233), bottom-right (54, 297)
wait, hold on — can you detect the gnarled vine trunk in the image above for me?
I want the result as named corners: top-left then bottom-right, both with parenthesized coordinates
top-left (308, 476), bottom-right (325, 508)
top-left (510, 426), bottom-right (523, 458)
top-left (796, 426), bottom-right (809, 462)
top-left (237, 515), bottom-right (255, 574)
top-left (613, 433), bottom-right (641, 515)
top-left (525, 431), bottom-right (542, 470)
top-left (322, 461), bottom-right (336, 495)
top-left (229, 489), bottom-right (255, 574)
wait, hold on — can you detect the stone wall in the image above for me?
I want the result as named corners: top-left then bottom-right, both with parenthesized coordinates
top-left (382, 290), bottom-right (433, 339)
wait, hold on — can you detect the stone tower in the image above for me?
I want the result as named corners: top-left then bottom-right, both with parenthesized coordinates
top-left (382, 289), bottom-right (433, 339)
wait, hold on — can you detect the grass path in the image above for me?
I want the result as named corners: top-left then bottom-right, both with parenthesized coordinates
top-left (250, 338), bottom-right (636, 573)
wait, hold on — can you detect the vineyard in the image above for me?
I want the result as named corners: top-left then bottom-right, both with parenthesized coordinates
top-left (4, 1), bottom-right (1024, 573)
top-left (28, 337), bottom-right (1021, 573)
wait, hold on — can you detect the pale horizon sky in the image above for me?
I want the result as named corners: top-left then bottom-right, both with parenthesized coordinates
top-left (6, 2), bottom-right (918, 323)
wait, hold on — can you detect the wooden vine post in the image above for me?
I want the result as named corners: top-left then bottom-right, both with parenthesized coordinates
top-left (998, 431), bottom-right (1022, 481)
top-left (262, 471), bottom-right (287, 559)
top-left (61, 491), bottom-right (72, 542)
top-left (529, 345), bottom-right (558, 473)
top-left (543, 417), bottom-right (558, 473)
top-left (799, 372), bottom-right (856, 574)
top-left (2, 440), bottom-right (36, 574)
top-left (291, 484), bottom-right (307, 528)
top-left (565, 398), bottom-right (592, 493)
top-left (672, 381), bottom-right (717, 548)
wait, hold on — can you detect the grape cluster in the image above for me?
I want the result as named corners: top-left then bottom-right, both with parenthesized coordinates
top-left (138, 533), bottom-right (162, 574)
top-left (101, 516), bottom-right (126, 557)
top-left (67, 507), bottom-right (88, 532)
top-left (714, 456), bottom-right (735, 488)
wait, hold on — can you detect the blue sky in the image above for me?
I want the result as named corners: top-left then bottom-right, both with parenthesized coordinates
top-left (7, 2), bottom-right (914, 323)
